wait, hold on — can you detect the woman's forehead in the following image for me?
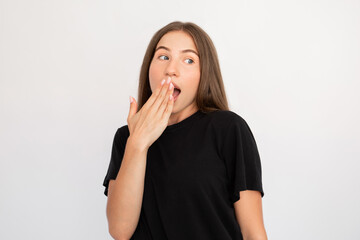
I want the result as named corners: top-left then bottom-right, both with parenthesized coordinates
top-left (156, 31), bottom-right (197, 51)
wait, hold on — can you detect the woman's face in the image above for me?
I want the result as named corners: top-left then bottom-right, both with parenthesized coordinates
top-left (149, 30), bottom-right (201, 116)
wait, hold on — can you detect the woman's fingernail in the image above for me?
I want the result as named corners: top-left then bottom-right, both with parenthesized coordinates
top-left (169, 94), bottom-right (173, 100)
top-left (167, 77), bottom-right (171, 84)
top-left (161, 79), bottom-right (165, 85)
top-left (129, 96), bottom-right (133, 103)
top-left (169, 83), bottom-right (174, 90)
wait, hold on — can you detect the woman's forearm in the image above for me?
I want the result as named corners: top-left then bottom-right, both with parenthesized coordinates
top-left (106, 137), bottom-right (148, 240)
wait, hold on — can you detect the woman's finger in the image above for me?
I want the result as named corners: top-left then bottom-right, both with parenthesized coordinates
top-left (158, 82), bottom-right (174, 114)
top-left (151, 77), bottom-right (172, 112)
top-left (128, 96), bottom-right (137, 119)
top-left (141, 77), bottom-right (168, 112)
top-left (163, 89), bottom-right (174, 120)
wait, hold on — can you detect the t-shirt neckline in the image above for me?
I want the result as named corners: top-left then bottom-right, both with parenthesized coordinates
top-left (163, 109), bottom-right (202, 133)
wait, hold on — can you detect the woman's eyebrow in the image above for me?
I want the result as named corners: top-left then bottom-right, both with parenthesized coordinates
top-left (155, 46), bottom-right (199, 57)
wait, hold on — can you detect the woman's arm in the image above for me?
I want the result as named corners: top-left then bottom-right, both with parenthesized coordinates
top-left (234, 190), bottom-right (267, 240)
top-left (106, 137), bottom-right (148, 240)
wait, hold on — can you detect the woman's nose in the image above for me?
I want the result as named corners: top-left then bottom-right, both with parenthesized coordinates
top-left (165, 59), bottom-right (179, 76)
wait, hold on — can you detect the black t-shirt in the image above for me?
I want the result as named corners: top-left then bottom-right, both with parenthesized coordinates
top-left (103, 109), bottom-right (264, 240)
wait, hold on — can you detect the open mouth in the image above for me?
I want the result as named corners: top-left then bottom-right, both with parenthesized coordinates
top-left (173, 88), bottom-right (181, 101)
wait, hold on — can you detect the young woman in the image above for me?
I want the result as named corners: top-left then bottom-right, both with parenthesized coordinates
top-left (103, 21), bottom-right (267, 240)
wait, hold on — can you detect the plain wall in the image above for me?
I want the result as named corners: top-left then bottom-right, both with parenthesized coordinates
top-left (0, 0), bottom-right (359, 239)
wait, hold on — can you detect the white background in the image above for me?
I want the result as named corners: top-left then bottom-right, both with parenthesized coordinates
top-left (1, 0), bottom-right (359, 239)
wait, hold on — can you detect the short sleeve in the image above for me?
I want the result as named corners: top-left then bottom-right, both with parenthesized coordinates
top-left (102, 126), bottom-right (129, 197)
top-left (220, 115), bottom-right (264, 203)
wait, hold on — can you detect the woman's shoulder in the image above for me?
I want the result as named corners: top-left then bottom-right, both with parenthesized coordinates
top-left (206, 109), bottom-right (247, 129)
top-left (113, 124), bottom-right (130, 142)
top-left (206, 110), bottom-right (259, 148)
top-left (119, 124), bottom-right (129, 133)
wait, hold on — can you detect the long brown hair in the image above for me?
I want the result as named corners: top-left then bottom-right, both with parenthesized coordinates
top-left (137, 21), bottom-right (229, 113)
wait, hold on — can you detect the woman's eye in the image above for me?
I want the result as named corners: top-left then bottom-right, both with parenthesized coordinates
top-left (185, 58), bottom-right (194, 64)
top-left (159, 55), bottom-right (169, 60)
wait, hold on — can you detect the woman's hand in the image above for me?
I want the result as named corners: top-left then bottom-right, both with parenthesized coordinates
top-left (127, 76), bottom-right (174, 150)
